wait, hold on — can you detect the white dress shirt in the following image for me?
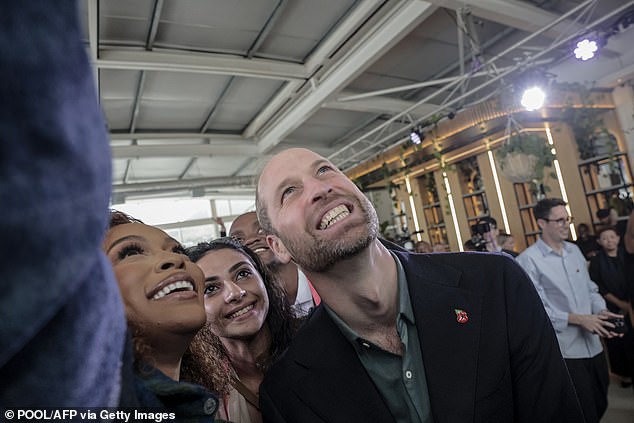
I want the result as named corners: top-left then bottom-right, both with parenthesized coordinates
top-left (292, 269), bottom-right (316, 317)
top-left (517, 238), bottom-right (606, 359)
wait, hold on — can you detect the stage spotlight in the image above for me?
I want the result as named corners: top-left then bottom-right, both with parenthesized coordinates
top-left (447, 111), bottom-right (456, 120)
top-left (574, 38), bottom-right (598, 61)
top-left (520, 86), bottom-right (546, 111)
top-left (410, 128), bottom-right (423, 145)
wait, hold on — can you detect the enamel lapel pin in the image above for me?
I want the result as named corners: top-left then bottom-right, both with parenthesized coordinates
top-left (454, 308), bottom-right (469, 324)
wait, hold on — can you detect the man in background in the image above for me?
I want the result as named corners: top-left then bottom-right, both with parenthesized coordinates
top-left (414, 240), bottom-right (432, 253)
top-left (229, 211), bottom-right (319, 316)
top-left (479, 216), bottom-right (502, 252)
top-left (517, 198), bottom-right (623, 423)
top-left (575, 223), bottom-right (600, 260)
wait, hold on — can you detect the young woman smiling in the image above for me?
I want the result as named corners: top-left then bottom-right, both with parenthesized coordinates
top-left (104, 211), bottom-right (221, 421)
top-left (182, 238), bottom-right (301, 423)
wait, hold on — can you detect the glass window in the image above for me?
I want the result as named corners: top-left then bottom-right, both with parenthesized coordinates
top-left (166, 225), bottom-right (220, 247)
top-left (111, 198), bottom-right (212, 225)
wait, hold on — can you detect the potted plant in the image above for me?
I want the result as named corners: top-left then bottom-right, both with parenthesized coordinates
top-left (560, 82), bottom-right (617, 160)
top-left (496, 132), bottom-right (555, 198)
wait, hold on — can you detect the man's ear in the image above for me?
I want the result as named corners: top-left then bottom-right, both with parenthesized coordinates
top-left (536, 218), bottom-right (546, 232)
top-left (267, 234), bottom-right (292, 264)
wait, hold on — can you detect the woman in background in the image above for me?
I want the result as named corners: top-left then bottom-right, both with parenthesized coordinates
top-left (182, 238), bottom-right (302, 423)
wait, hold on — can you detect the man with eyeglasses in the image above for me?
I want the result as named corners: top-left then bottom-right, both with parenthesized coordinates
top-left (517, 198), bottom-right (623, 423)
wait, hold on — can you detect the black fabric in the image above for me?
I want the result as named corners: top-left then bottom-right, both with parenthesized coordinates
top-left (589, 249), bottom-right (629, 313)
top-left (565, 354), bottom-right (609, 423)
top-left (576, 235), bottom-right (600, 259)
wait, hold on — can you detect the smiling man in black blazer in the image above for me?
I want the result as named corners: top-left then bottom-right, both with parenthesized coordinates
top-left (255, 148), bottom-right (583, 423)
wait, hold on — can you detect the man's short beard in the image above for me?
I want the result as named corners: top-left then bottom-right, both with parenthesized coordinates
top-left (282, 195), bottom-right (378, 273)
top-left (294, 233), bottom-right (375, 272)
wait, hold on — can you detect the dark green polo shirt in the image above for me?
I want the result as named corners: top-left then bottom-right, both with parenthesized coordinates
top-left (324, 252), bottom-right (433, 423)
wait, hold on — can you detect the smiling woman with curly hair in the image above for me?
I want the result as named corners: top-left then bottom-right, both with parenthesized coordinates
top-left (105, 210), bottom-right (221, 421)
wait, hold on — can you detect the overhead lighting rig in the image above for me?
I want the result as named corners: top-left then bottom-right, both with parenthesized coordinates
top-left (572, 7), bottom-right (634, 61)
top-left (409, 127), bottom-right (424, 145)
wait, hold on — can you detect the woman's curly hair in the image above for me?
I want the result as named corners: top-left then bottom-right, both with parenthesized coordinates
top-left (180, 237), bottom-right (302, 394)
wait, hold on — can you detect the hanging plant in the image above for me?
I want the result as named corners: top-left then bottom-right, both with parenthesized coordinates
top-left (496, 132), bottom-right (554, 183)
top-left (559, 82), bottom-right (615, 160)
top-left (420, 172), bottom-right (437, 201)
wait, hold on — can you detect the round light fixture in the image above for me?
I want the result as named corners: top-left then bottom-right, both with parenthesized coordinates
top-left (574, 38), bottom-right (598, 61)
top-left (520, 86), bottom-right (546, 111)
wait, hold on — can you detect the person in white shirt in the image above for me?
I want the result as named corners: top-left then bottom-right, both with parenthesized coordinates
top-left (517, 198), bottom-right (623, 423)
top-left (229, 212), bottom-right (320, 316)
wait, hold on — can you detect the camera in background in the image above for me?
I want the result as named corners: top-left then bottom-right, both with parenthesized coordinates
top-left (468, 221), bottom-right (491, 252)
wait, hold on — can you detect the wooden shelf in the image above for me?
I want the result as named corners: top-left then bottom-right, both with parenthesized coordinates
top-left (578, 151), bottom-right (634, 235)
top-left (585, 183), bottom-right (632, 196)
top-left (578, 151), bottom-right (626, 166)
top-left (422, 202), bottom-right (441, 209)
top-left (462, 189), bottom-right (486, 198)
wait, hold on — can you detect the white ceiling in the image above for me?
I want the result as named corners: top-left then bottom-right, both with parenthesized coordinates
top-left (80, 0), bottom-right (634, 201)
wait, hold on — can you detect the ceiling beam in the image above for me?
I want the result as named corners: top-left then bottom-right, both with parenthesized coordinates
top-left (427, 0), bottom-right (587, 37)
top-left (323, 90), bottom-right (440, 117)
top-left (255, 0), bottom-right (438, 154)
top-left (111, 144), bottom-right (257, 159)
top-left (243, 0), bottom-right (385, 138)
top-left (110, 132), bottom-right (244, 141)
top-left (110, 133), bottom-right (255, 158)
top-left (333, 0), bottom-right (634, 169)
top-left (146, 0), bottom-right (164, 50)
top-left (247, 0), bottom-right (289, 58)
top-left (97, 49), bottom-right (308, 81)
top-left (113, 175), bottom-right (257, 194)
top-left (111, 142), bottom-right (258, 159)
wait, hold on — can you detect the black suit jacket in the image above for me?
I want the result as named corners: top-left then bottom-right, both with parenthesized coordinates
top-left (260, 251), bottom-right (584, 423)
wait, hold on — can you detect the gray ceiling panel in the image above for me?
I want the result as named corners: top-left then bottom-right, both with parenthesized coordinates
top-left (136, 100), bottom-right (209, 130)
top-left (127, 157), bottom-right (193, 181)
top-left (288, 108), bottom-right (376, 144)
top-left (162, 0), bottom-right (277, 30)
top-left (187, 156), bottom-right (252, 178)
top-left (142, 71), bottom-right (228, 103)
top-left (100, 69), bottom-right (141, 99)
top-left (154, 22), bottom-right (256, 53)
top-left (102, 99), bottom-right (135, 131)
top-left (85, 0), bottom-right (634, 199)
top-left (100, 0), bottom-right (154, 46)
top-left (157, 0), bottom-right (279, 53)
top-left (208, 77), bottom-right (285, 130)
top-left (257, 0), bottom-right (358, 60)
top-left (112, 159), bottom-right (130, 184)
top-left (136, 71), bottom-right (232, 129)
top-left (101, 0), bottom-right (155, 19)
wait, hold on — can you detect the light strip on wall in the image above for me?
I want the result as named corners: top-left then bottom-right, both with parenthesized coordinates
top-left (443, 171), bottom-right (464, 251)
top-left (545, 126), bottom-right (577, 240)
top-left (487, 149), bottom-right (510, 233)
top-left (405, 177), bottom-right (422, 241)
